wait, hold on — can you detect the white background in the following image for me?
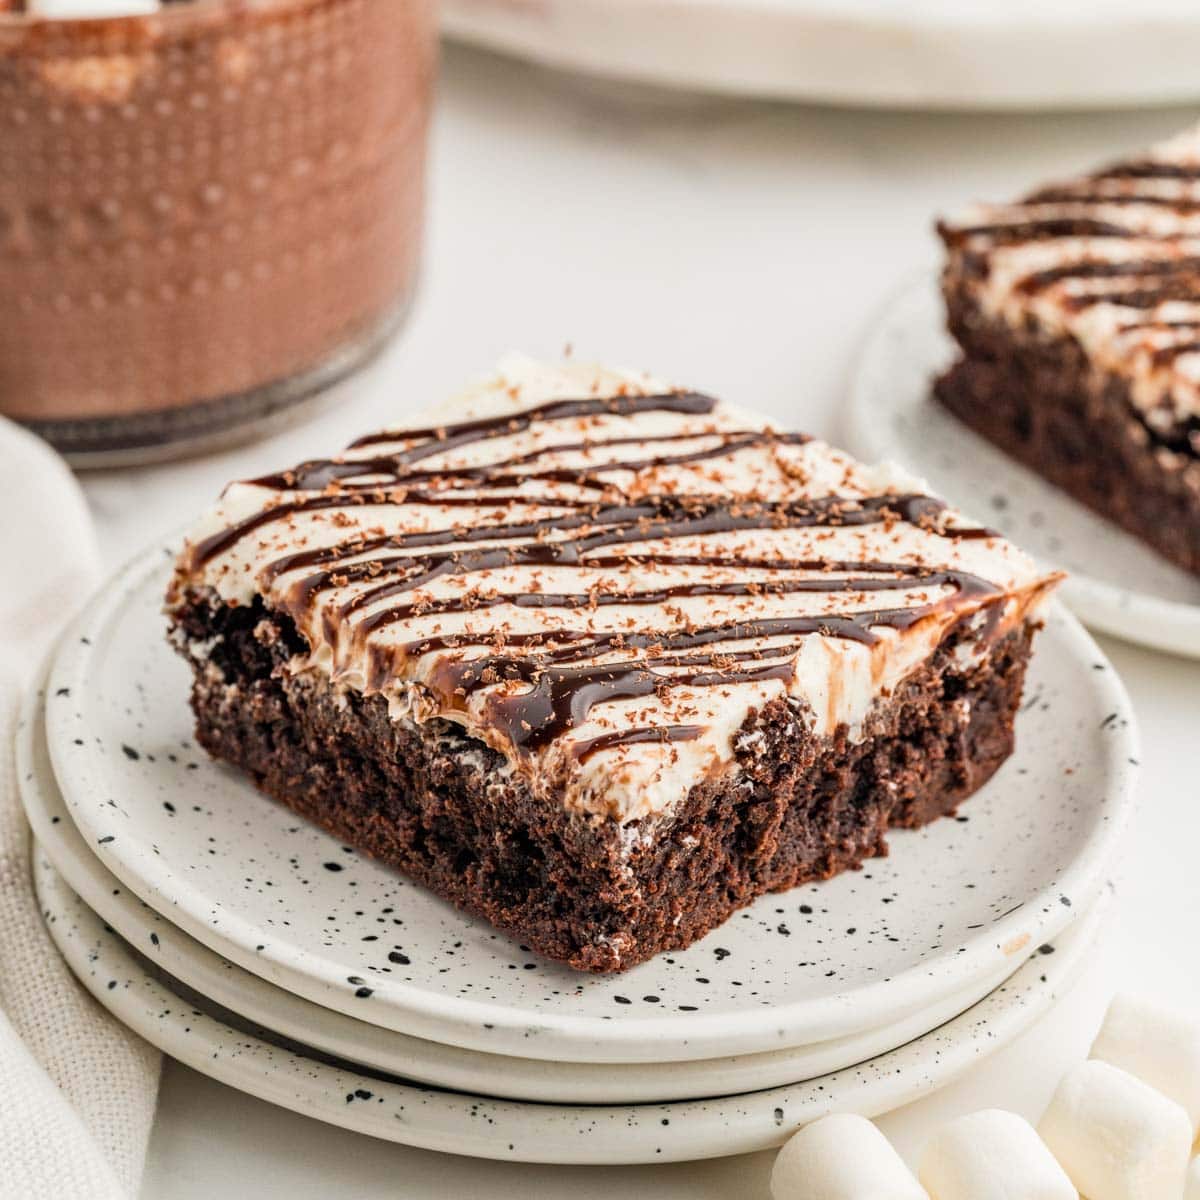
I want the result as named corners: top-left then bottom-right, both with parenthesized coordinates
top-left (78, 44), bottom-right (1200, 1198)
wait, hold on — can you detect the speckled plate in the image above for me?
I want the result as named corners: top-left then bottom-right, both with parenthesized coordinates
top-left (34, 852), bottom-right (1108, 1164)
top-left (17, 685), bottom-right (1032, 1103)
top-left (846, 276), bottom-right (1200, 660)
top-left (43, 546), bottom-right (1137, 1064)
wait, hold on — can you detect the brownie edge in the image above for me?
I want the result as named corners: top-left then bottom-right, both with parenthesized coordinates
top-left (173, 593), bottom-right (1035, 973)
top-left (936, 286), bottom-right (1200, 576)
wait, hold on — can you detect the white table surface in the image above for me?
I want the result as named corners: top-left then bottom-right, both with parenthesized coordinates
top-left (76, 44), bottom-right (1200, 1199)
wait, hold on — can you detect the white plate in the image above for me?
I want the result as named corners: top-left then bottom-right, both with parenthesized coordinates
top-left (442, 0), bottom-right (1200, 111)
top-left (845, 277), bottom-right (1200, 661)
top-left (44, 546), bottom-right (1137, 1064)
top-left (34, 853), bottom-right (1108, 1165)
top-left (18, 683), bottom-right (1034, 1104)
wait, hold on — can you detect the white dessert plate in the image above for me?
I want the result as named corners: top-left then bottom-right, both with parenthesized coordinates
top-left (846, 277), bottom-right (1200, 661)
top-left (18, 686), bottom-right (1033, 1104)
top-left (42, 545), bottom-right (1136, 1064)
top-left (442, 0), bottom-right (1200, 111)
top-left (34, 853), bottom-right (1107, 1165)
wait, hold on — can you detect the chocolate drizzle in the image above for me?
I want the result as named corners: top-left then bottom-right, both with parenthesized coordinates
top-left (1014, 256), bottom-right (1200, 298)
top-left (345, 391), bottom-right (720, 451)
top-left (571, 724), bottom-right (705, 765)
top-left (181, 385), bottom-right (1024, 774)
top-left (1094, 160), bottom-right (1200, 180)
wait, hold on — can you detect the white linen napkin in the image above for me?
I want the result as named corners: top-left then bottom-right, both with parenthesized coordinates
top-left (0, 418), bottom-right (160, 1199)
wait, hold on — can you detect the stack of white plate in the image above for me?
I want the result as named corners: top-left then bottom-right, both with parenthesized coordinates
top-left (19, 546), bottom-right (1139, 1165)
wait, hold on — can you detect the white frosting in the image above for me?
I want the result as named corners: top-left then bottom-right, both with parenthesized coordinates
top-left (173, 356), bottom-right (1055, 824)
top-left (942, 121), bottom-right (1200, 437)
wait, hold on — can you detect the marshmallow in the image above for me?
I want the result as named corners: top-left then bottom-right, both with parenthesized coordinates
top-left (1187, 1157), bottom-right (1200, 1200)
top-left (1038, 1060), bottom-right (1192, 1200)
top-left (771, 1113), bottom-right (928, 1200)
top-left (919, 1109), bottom-right (1076, 1200)
top-left (26, 0), bottom-right (158, 17)
top-left (1090, 992), bottom-right (1200, 1138)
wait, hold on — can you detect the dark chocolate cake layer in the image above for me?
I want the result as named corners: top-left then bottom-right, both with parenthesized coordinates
top-left (168, 359), bottom-right (1057, 971)
top-left (937, 299), bottom-right (1200, 575)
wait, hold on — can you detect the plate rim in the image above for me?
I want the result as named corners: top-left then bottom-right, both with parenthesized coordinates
top-left (43, 541), bottom-right (1139, 1062)
top-left (33, 850), bottom-right (1109, 1165)
top-left (441, 0), bottom-right (1200, 110)
top-left (844, 273), bottom-right (1200, 661)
